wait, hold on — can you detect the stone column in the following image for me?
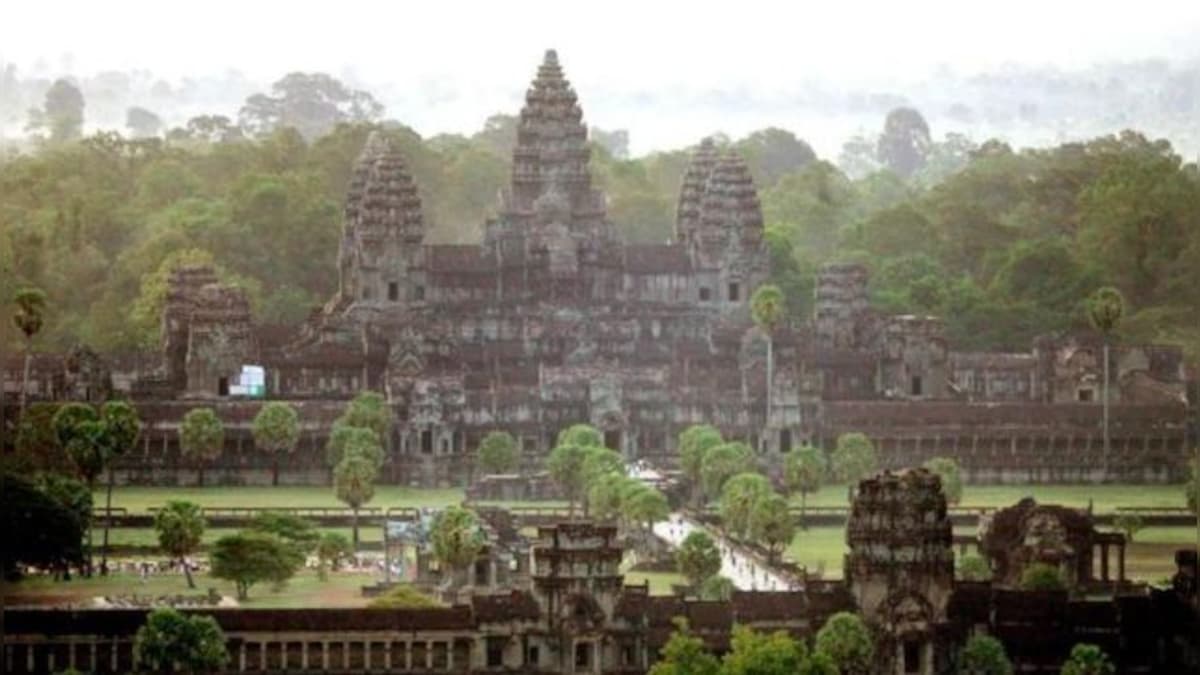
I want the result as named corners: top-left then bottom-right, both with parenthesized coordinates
top-left (405, 641), bottom-right (413, 670)
top-left (1100, 542), bottom-right (1109, 582)
top-left (301, 642), bottom-right (308, 671)
top-left (447, 641), bottom-right (454, 670)
top-left (1118, 542), bottom-right (1126, 582)
top-left (426, 641), bottom-right (433, 670)
top-left (322, 641), bottom-right (329, 670)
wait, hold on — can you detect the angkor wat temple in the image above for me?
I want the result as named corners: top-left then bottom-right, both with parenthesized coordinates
top-left (2, 50), bottom-right (1194, 485)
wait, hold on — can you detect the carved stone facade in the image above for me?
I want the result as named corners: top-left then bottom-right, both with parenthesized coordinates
top-left (846, 469), bottom-right (955, 675)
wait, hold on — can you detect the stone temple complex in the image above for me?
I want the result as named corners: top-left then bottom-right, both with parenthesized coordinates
top-left (1, 50), bottom-right (1194, 486)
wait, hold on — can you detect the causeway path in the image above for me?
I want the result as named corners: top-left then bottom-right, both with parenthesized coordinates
top-left (653, 513), bottom-right (797, 591)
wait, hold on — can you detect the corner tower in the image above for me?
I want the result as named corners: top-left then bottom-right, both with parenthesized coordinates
top-left (338, 131), bottom-right (426, 308)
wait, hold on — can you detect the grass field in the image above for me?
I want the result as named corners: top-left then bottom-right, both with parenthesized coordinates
top-left (622, 571), bottom-right (686, 595)
top-left (104, 526), bottom-right (383, 548)
top-left (4, 568), bottom-right (377, 609)
top-left (96, 486), bottom-right (465, 512)
top-left (98, 483), bottom-right (1191, 514)
top-left (785, 524), bottom-right (1194, 582)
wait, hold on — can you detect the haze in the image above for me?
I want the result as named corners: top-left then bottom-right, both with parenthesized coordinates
top-left (4, 0), bottom-right (1200, 155)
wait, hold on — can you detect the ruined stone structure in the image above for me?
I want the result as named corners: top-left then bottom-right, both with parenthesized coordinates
top-left (0, 49), bottom-right (1192, 486)
top-left (846, 470), bottom-right (955, 674)
top-left (8, 492), bottom-right (1199, 674)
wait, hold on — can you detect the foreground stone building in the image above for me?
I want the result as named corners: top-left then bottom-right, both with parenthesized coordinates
top-left (8, 474), bottom-right (1199, 674)
top-left (1, 50), bottom-right (1192, 485)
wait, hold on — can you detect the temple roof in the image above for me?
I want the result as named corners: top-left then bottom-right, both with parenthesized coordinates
top-left (676, 137), bottom-right (719, 244)
top-left (344, 131), bottom-right (424, 243)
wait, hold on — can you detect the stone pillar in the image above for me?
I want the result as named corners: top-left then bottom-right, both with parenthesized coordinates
top-left (90, 642), bottom-right (97, 672)
top-left (112, 637), bottom-right (120, 672)
top-left (447, 641), bottom-right (454, 670)
top-left (301, 642), bottom-right (308, 671)
top-left (426, 641), bottom-right (433, 670)
top-left (1100, 542), bottom-right (1109, 582)
top-left (405, 641), bottom-right (413, 670)
top-left (343, 641), bottom-right (350, 670)
top-left (322, 641), bottom-right (329, 670)
top-left (1118, 543), bottom-right (1126, 582)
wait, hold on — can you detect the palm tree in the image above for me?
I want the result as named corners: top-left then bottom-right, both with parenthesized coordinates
top-left (750, 284), bottom-right (785, 446)
top-left (180, 408), bottom-right (225, 487)
top-left (12, 287), bottom-right (47, 417)
top-left (1087, 287), bottom-right (1124, 481)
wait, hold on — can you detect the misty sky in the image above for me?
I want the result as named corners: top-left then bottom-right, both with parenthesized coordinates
top-left (5, 0), bottom-right (1200, 154)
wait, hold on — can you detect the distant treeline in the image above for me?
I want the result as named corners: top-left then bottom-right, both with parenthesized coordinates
top-left (1, 77), bottom-right (1197, 361)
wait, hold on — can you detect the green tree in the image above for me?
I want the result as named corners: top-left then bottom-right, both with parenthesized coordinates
top-left (698, 574), bottom-right (735, 601)
top-left (1020, 563), bottom-right (1067, 591)
top-left (12, 286), bottom-right (47, 417)
top-left (587, 472), bottom-right (630, 522)
top-left (476, 430), bottom-right (518, 476)
top-left (252, 401), bottom-right (300, 486)
top-left (336, 391), bottom-right (392, 446)
top-left (679, 424), bottom-right (724, 506)
top-left (248, 511), bottom-right (319, 556)
top-left (751, 284), bottom-right (786, 417)
top-left (784, 445), bottom-right (826, 529)
top-left (430, 505), bottom-right (485, 583)
top-left (1087, 286), bottom-right (1124, 478)
top-left (960, 634), bottom-right (1013, 675)
top-left (621, 483), bottom-right (670, 541)
top-left (209, 531), bottom-right (302, 600)
top-left (96, 401), bottom-right (140, 574)
top-left (125, 106), bottom-right (164, 139)
top-left (813, 612), bottom-right (874, 674)
top-left (720, 472), bottom-right (772, 540)
top-left (923, 456), bottom-right (963, 505)
top-left (556, 423), bottom-right (605, 448)
top-left (154, 501), bottom-right (206, 589)
top-left (1, 472), bottom-right (86, 578)
top-left (750, 493), bottom-right (796, 563)
top-left (676, 530), bottom-right (722, 587)
top-left (647, 619), bottom-right (721, 675)
top-left (325, 422), bottom-right (384, 469)
top-left (180, 408), bottom-right (224, 487)
top-left (239, 72), bottom-right (383, 140)
top-left (701, 441), bottom-right (754, 503)
top-left (722, 626), bottom-right (807, 675)
top-left (582, 446), bottom-right (625, 485)
top-left (27, 79), bottom-right (85, 142)
top-left (831, 433), bottom-right (878, 486)
top-left (54, 401), bottom-right (140, 574)
top-left (957, 554), bottom-right (991, 581)
top-left (368, 583), bottom-right (443, 608)
top-left (316, 532), bottom-right (353, 580)
top-left (877, 106), bottom-right (932, 178)
top-left (547, 435), bottom-right (599, 516)
top-left (134, 607), bottom-right (229, 673)
top-left (1111, 513), bottom-right (1144, 542)
top-left (334, 447), bottom-right (377, 549)
top-left (1059, 643), bottom-right (1116, 675)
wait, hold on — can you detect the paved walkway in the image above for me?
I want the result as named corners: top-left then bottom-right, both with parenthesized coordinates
top-left (653, 513), bottom-right (796, 591)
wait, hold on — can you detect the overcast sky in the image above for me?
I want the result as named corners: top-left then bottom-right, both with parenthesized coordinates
top-left (5, 0), bottom-right (1200, 153)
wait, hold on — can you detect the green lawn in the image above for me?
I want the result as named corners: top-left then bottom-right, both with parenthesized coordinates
top-left (795, 483), bottom-right (1188, 512)
top-left (623, 571), bottom-right (686, 596)
top-left (5, 568), bottom-right (377, 609)
top-left (104, 526), bottom-right (383, 548)
top-left (786, 524), bottom-right (1194, 582)
top-left (97, 486), bottom-right (465, 512)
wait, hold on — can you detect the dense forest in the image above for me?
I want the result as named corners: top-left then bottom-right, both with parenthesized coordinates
top-left (1, 74), bottom-right (1198, 362)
